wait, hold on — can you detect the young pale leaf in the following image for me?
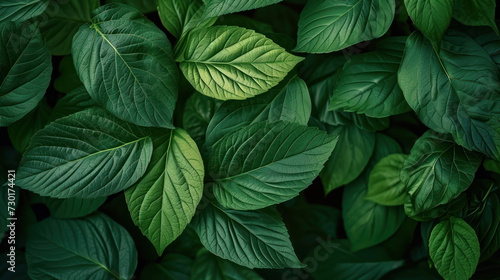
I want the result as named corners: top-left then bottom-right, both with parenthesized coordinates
top-left (295, 0), bottom-right (395, 53)
top-left (366, 153), bottom-right (408, 206)
top-left (191, 249), bottom-right (263, 280)
top-left (328, 44), bottom-right (411, 118)
top-left (429, 217), bottom-right (480, 280)
top-left (158, 0), bottom-right (217, 39)
top-left (402, 131), bottom-right (483, 220)
top-left (141, 254), bottom-right (193, 280)
top-left (0, 0), bottom-right (49, 22)
top-left (0, 21), bottom-right (52, 126)
top-left (175, 25), bottom-right (303, 100)
top-left (192, 198), bottom-right (303, 269)
top-left (42, 196), bottom-right (107, 218)
top-left (320, 125), bottom-right (376, 194)
top-left (72, 3), bottom-right (179, 128)
top-left (125, 129), bottom-right (204, 256)
top-left (183, 93), bottom-right (222, 146)
top-left (453, 0), bottom-right (499, 34)
top-left (202, 0), bottom-right (282, 18)
top-left (17, 108), bottom-right (153, 199)
top-left (209, 121), bottom-right (337, 210)
top-left (398, 30), bottom-right (500, 160)
top-left (40, 0), bottom-right (100, 55)
top-left (26, 214), bottom-right (138, 280)
top-left (405, 0), bottom-right (453, 47)
top-left (206, 76), bottom-right (311, 146)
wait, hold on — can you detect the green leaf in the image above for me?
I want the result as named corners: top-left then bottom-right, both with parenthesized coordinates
top-left (206, 76), bottom-right (311, 146)
top-left (429, 217), bottom-right (480, 280)
top-left (105, 0), bottom-right (158, 13)
top-left (54, 55), bottom-right (83, 94)
top-left (141, 254), bottom-right (193, 280)
top-left (175, 25), bottom-right (303, 100)
top-left (209, 121), bottom-right (337, 210)
top-left (309, 239), bottom-right (404, 280)
top-left (0, 21), bottom-right (52, 126)
top-left (343, 174), bottom-right (406, 251)
top-left (320, 125), bottom-right (376, 193)
top-left (202, 0), bottom-right (282, 18)
top-left (215, 14), bottom-right (274, 35)
top-left (8, 98), bottom-right (52, 153)
top-left (328, 47), bottom-right (411, 118)
top-left (72, 3), bottom-right (179, 128)
top-left (366, 154), bottom-right (408, 206)
top-left (398, 30), bottom-right (500, 160)
top-left (453, 0), bottom-right (499, 34)
top-left (401, 131), bottom-right (483, 220)
top-left (125, 129), bottom-right (204, 256)
top-left (41, 196), bottom-right (106, 219)
top-left (50, 86), bottom-right (96, 121)
top-left (17, 108), bottom-right (153, 199)
top-left (295, 0), bottom-right (395, 53)
top-left (192, 198), bottom-right (303, 269)
top-left (158, 0), bottom-right (217, 39)
top-left (484, 159), bottom-right (500, 174)
top-left (254, 4), bottom-right (299, 38)
top-left (26, 214), bottom-right (138, 280)
top-left (182, 93), bottom-right (222, 146)
top-left (191, 249), bottom-right (263, 280)
top-left (0, 0), bottom-right (49, 22)
top-left (405, 0), bottom-right (453, 46)
top-left (40, 0), bottom-right (99, 55)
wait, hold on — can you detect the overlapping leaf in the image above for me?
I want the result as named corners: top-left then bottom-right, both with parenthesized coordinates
top-left (72, 3), bottom-right (179, 128)
top-left (0, 0), bottom-right (49, 22)
top-left (405, 0), bottom-right (453, 46)
top-left (125, 129), bottom-right (204, 256)
top-left (17, 108), bottom-right (153, 198)
top-left (158, 0), bottom-right (216, 39)
top-left (202, 0), bottom-right (282, 18)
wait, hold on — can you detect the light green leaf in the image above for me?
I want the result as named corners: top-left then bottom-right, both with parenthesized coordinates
top-left (398, 30), bottom-right (500, 160)
top-left (454, 0), bottom-right (498, 34)
top-left (8, 98), bottom-right (52, 153)
top-left (182, 93), bottom-right (222, 146)
top-left (0, 0), bottom-right (49, 22)
top-left (40, 0), bottom-right (99, 55)
top-left (17, 108), bottom-right (153, 199)
top-left (343, 170), bottom-right (406, 251)
top-left (26, 214), bottom-right (138, 280)
top-left (50, 86), bottom-right (96, 121)
top-left (0, 21), bottom-right (52, 126)
top-left (329, 46), bottom-right (410, 118)
top-left (429, 217), bottom-right (480, 280)
top-left (191, 249), bottom-right (263, 280)
top-left (405, 0), bottom-right (453, 46)
top-left (401, 131), bottom-right (483, 220)
top-left (295, 0), bottom-right (395, 53)
top-left (158, 0), bottom-right (217, 39)
top-left (72, 3), bottom-right (179, 128)
top-left (202, 0), bottom-right (282, 18)
top-left (141, 254), bottom-right (192, 280)
top-left (320, 125), bottom-right (375, 193)
top-left (175, 25), bottom-right (303, 100)
top-left (206, 76), bottom-right (311, 146)
top-left (192, 198), bottom-right (303, 269)
top-left (366, 153), bottom-right (408, 206)
top-left (42, 196), bottom-right (106, 219)
top-left (125, 129), bottom-right (204, 256)
top-left (209, 121), bottom-right (337, 210)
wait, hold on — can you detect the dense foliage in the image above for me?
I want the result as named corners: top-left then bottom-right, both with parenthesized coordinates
top-left (0, 0), bottom-right (499, 279)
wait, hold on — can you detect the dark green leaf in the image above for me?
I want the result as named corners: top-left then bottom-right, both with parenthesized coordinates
top-left (158, 0), bottom-right (217, 39)
top-left (209, 121), bottom-right (337, 210)
top-left (405, 0), bottom-right (453, 46)
top-left (0, 21), bottom-right (52, 126)
top-left (41, 196), bottom-right (106, 218)
top-left (183, 93), bottom-right (222, 146)
top-left (453, 0), bottom-right (498, 34)
top-left (26, 214), bottom-right (138, 280)
top-left (0, 0), bottom-right (49, 22)
top-left (72, 3), bottom-right (179, 128)
top-left (202, 0), bottom-right (282, 18)
top-left (366, 154), bottom-right (408, 206)
top-left (105, 0), bottom-right (158, 13)
top-left (141, 254), bottom-right (193, 280)
top-left (53, 55), bottom-right (83, 93)
top-left (50, 86), bottom-right (96, 121)
top-left (17, 108), bottom-right (153, 198)
top-left (191, 249), bottom-right (263, 279)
